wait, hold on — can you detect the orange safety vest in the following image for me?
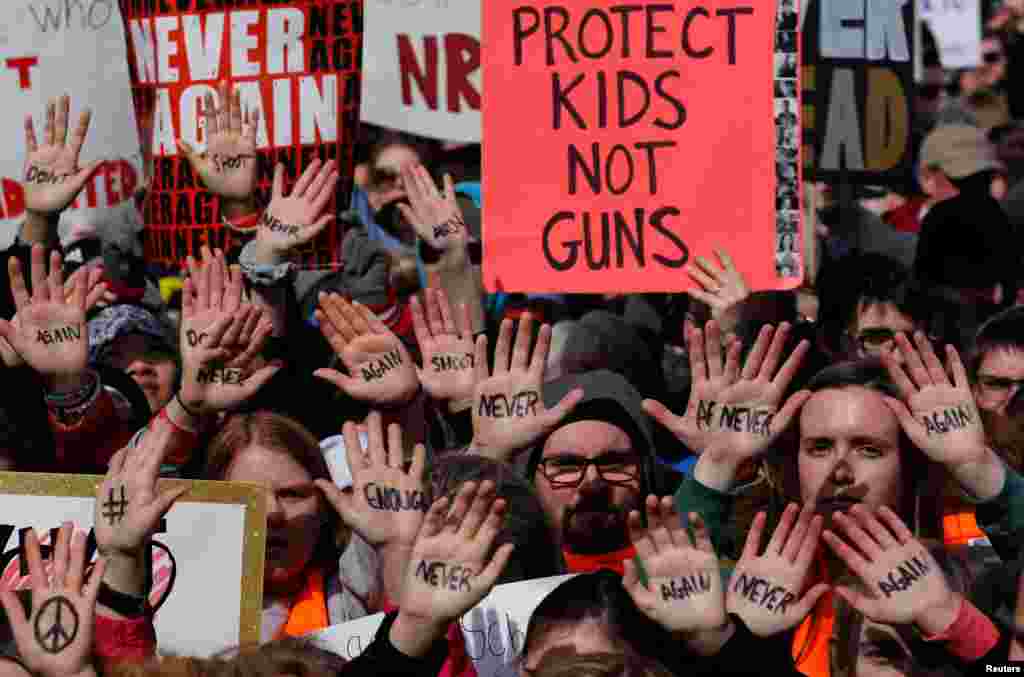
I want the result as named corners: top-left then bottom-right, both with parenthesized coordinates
top-left (278, 568), bottom-right (330, 639)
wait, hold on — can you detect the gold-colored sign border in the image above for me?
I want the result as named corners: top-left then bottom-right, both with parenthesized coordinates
top-left (0, 472), bottom-right (266, 648)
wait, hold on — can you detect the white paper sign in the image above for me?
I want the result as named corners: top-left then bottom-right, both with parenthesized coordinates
top-left (0, 0), bottom-right (144, 250)
top-left (0, 474), bottom-right (265, 657)
top-left (361, 0), bottom-right (481, 142)
top-left (311, 575), bottom-right (575, 677)
top-left (919, 0), bottom-right (981, 69)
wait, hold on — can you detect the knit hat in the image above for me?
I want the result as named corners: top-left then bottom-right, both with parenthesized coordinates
top-left (87, 304), bottom-right (176, 366)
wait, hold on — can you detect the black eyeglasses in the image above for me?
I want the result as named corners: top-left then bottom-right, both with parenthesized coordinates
top-left (536, 453), bottom-right (641, 488)
top-left (855, 328), bottom-right (898, 355)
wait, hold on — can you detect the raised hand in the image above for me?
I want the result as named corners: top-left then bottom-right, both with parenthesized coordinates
top-left (399, 481), bottom-right (514, 625)
top-left (0, 524), bottom-right (106, 677)
top-left (470, 315), bottom-right (583, 462)
top-left (314, 294), bottom-right (420, 406)
top-left (178, 249), bottom-right (279, 414)
top-left (94, 425), bottom-right (188, 559)
top-left (177, 80), bottom-right (258, 202)
top-left (411, 288), bottom-right (477, 407)
top-left (258, 160), bottom-right (338, 256)
top-left (316, 413), bottom-right (429, 549)
top-left (685, 249), bottom-right (751, 334)
top-left (822, 505), bottom-right (960, 634)
top-left (22, 95), bottom-right (102, 216)
top-left (0, 245), bottom-right (99, 383)
top-left (397, 165), bottom-right (469, 255)
top-left (726, 504), bottom-right (828, 637)
top-left (643, 321), bottom-right (810, 490)
top-left (624, 496), bottom-right (726, 635)
top-left (882, 333), bottom-right (990, 478)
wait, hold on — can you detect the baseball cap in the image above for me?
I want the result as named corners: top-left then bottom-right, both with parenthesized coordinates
top-left (919, 124), bottom-right (1003, 179)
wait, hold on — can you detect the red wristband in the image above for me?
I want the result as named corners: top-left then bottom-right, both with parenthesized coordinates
top-left (223, 210), bottom-right (261, 233)
top-left (922, 598), bottom-right (1000, 660)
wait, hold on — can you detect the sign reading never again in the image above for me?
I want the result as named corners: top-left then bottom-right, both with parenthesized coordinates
top-left (801, 0), bottom-right (915, 185)
top-left (482, 1), bottom-right (787, 293)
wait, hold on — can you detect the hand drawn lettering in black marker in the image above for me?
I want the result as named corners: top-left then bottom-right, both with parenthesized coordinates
top-left (432, 215), bottom-right (466, 240)
top-left (196, 367), bottom-right (246, 385)
top-left (415, 560), bottom-right (472, 592)
top-left (922, 407), bottom-right (973, 436)
top-left (361, 350), bottom-right (403, 382)
top-left (660, 573), bottom-right (711, 601)
top-left (261, 212), bottom-right (300, 237)
top-left (717, 405), bottom-right (774, 437)
top-left (478, 390), bottom-right (540, 418)
top-left (696, 399), bottom-right (716, 430)
top-left (732, 572), bottom-right (796, 614)
top-left (431, 353), bottom-right (473, 372)
top-left (25, 166), bottom-right (70, 185)
top-left (36, 326), bottom-right (82, 345)
top-left (185, 330), bottom-right (207, 348)
top-left (211, 153), bottom-right (254, 173)
top-left (878, 555), bottom-right (930, 598)
top-left (102, 486), bottom-right (127, 525)
top-left (364, 482), bottom-right (428, 512)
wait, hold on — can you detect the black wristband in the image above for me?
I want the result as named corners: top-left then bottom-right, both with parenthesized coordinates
top-left (97, 582), bottom-right (147, 618)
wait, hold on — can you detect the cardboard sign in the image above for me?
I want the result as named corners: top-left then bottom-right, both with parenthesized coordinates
top-left (0, 472), bottom-right (266, 657)
top-left (482, 1), bottom-right (800, 293)
top-left (120, 0), bottom-right (364, 266)
top-left (362, 0), bottom-right (481, 143)
top-left (919, 0), bottom-right (981, 69)
top-left (0, 0), bottom-right (145, 251)
top-left (802, 0), bottom-right (915, 185)
top-left (311, 575), bottom-right (575, 677)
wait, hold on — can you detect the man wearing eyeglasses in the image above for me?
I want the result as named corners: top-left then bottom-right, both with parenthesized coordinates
top-left (971, 306), bottom-right (1024, 418)
top-left (525, 370), bottom-right (655, 575)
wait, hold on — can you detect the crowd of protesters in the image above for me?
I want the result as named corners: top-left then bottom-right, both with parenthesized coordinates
top-left (6, 3), bottom-right (1024, 677)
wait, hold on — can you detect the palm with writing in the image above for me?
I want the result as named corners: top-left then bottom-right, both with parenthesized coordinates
top-left (397, 164), bottom-right (468, 255)
top-left (22, 95), bottom-right (102, 216)
top-left (316, 414), bottom-right (428, 549)
top-left (882, 333), bottom-right (988, 471)
top-left (411, 288), bottom-right (478, 406)
top-left (822, 505), bottom-right (959, 633)
top-left (94, 425), bottom-right (188, 559)
top-left (727, 504), bottom-right (828, 637)
top-left (0, 246), bottom-right (95, 383)
top-left (643, 322), bottom-right (810, 489)
top-left (315, 294), bottom-right (420, 406)
top-left (470, 314), bottom-right (583, 463)
top-left (624, 496), bottom-right (725, 635)
top-left (400, 480), bottom-right (514, 625)
top-left (177, 81), bottom-right (258, 201)
top-left (0, 524), bottom-right (106, 677)
top-left (258, 160), bottom-right (338, 256)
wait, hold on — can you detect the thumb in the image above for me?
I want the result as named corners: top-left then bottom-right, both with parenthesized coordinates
top-left (622, 558), bottom-right (642, 593)
top-left (314, 368), bottom-right (359, 396)
top-left (0, 589), bottom-right (30, 652)
top-left (542, 388), bottom-right (584, 429)
top-left (773, 390), bottom-right (812, 433)
top-left (477, 542), bottom-right (515, 592)
top-left (790, 583), bottom-right (831, 623)
top-left (71, 160), bottom-right (104, 191)
top-left (642, 398), bottom-right (684, 436)
top-left (298, 215), bottom-right (333, 245)
top-left (396, 203), bottom-right (417, 227)
top-left (832, 585), bottom-right (880, 619)
top-left (881, 396), bottom-right (920, 435)
top-left (240, 363), bottom-right (282, 397)
top-left (143, 485), bottom-right (189, 526)
top-left (176, 139), bottom-right (198, 162)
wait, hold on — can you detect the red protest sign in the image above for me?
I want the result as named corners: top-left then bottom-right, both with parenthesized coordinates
top-left (482, 1), bottom-right (797, 293)
top-left (120, 0), bottom-right (363, 267)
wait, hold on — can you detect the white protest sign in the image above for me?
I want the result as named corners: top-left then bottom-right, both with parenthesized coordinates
top-left (0, 0), bottom-right (145, 251)
top-left (311, 575), bottom-right (574, 677)
top-left (919, 0), bottom-right (981, 69)
top-left (0, 473), bottom-right (265, 657)
top-left (362, 0), bottom-right (481, 142)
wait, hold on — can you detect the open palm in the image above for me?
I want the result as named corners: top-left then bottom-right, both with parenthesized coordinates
top-left (400, 481), bottom-right (513, 624)
top-left (625, 496), bottom-right (726, 634)
top-left (412, 288), bottom-right (478, 404)
top-left (0, 246), bottom-right (87, 378)
top-left (177, 81), bottom-right (257, 201)
top-left (23, 95), bottom-right (101, 215)
top-left (470, 314), bottom-right (582, 462)
top-left (397, 164), bottom-right (468, 254)
top-left (259, 160), bottom-right (338, 255)
top-left (644, 321), bottom-right (809, 460)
